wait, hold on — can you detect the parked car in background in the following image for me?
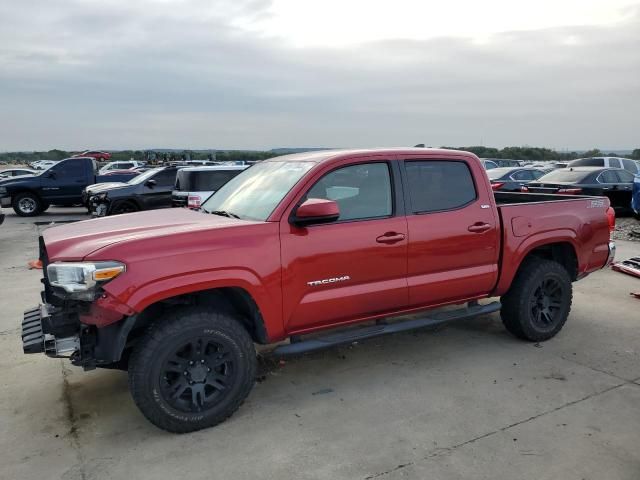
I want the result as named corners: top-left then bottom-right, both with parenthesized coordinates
top-left (632, 174), bottom-right (640, 219)
top-left (487, 167), bottom-right (546, 191)
top-left (484, 159), bottom-right (525, 168)
top-left (0, 168), bottom-right (37, 179)
top-left (72, 150), bottom-right (112, 161)
top-left (86, 166), bottom-right (183, 216)
top-left (525, 167), bottom-right (635, 213)
top-left (172, 165), bottom-right (248, 208)
top-left (98, 161), bottom-right (144, 175)
top-left (0, 157), bottom-right (139, 216)
top-left (30, 160), bottom-right (58, 170)
top-left (480, 159), bottom-right (499, 170)
top-left (568, 157), bottom-right (640, 175)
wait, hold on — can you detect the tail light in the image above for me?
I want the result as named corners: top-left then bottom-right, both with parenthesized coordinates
top-left (557, 188), bottom-right (582, 195)
top-left (520, 185), bottom-right (529, 192)
top-left (607, 206), bottom-right (615, 235)
top-left (491, 182), bottom-right (504, 191)
top-left (187, 195), bottom-right (202, 208)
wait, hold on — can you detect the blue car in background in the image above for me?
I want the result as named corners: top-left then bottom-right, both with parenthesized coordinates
top-left (632, 173), bottom-right (640, 219)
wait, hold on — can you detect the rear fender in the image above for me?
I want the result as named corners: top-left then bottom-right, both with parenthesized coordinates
top-left (493, 230), bottom-right (579, 296)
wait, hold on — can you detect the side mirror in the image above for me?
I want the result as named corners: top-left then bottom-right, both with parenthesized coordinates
top-left (291, 198), bottom-right (340, 226)
top-left (145, 179), bottom-right (157, 188)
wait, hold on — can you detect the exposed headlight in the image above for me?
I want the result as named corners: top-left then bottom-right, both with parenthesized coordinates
top-left (47, 261), bottom-right (125, 300)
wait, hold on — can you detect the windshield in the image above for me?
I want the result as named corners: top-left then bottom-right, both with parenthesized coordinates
top-left (201, 161), bottom-right (315, 221)
top-left (128, 168), bottom-right (161, 184)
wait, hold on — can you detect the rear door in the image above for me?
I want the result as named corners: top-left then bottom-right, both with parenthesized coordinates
top-left (401, 157), bottom-right (500, 306)
top-left (597, 169), bottom-right (625, 209)
top-left (280, 158), bottom-right (408, 333)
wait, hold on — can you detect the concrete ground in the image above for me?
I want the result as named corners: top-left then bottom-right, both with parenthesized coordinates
top-left (1, 207), bottom-right (639, 480)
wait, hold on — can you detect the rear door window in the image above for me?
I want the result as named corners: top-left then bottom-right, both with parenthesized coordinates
top-left (608, 158), bottom-right (621, 168)
top-left (511, 170), bottom-right (534, 181)
top-left (597, 170), bottom-right (619, 184)
top-left (405, 161), bottom-right (476, 213)
top-left (194, 171), bottom-right (241, 191)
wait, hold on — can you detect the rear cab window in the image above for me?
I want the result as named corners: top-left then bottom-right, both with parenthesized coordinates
top-left (404, 160), bottom-right (477, 213)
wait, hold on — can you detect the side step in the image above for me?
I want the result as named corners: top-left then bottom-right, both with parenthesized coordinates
top-left (273, 301), bottom-right (501, 356)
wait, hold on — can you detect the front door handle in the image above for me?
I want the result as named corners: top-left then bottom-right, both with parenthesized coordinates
top-left (468, 222), bottom-right (492, 233)
top-left (376, 232), bottom-right (406, 244)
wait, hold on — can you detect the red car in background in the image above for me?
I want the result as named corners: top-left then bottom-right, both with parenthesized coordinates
top-left (72, 150), bottom-right (112, 161)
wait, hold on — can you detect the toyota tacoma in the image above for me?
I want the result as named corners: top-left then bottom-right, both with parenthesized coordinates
top-left (21, 148), bottom-right (616, 432)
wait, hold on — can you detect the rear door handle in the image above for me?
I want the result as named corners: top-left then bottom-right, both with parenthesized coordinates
top-left (468, 222), bottom-right (492, 233)
top-left (376, 232), bottom-right (406, 244)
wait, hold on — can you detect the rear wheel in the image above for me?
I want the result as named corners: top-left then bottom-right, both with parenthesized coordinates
top-left (128, 307), bottom-right (257, 433)
top-left (501, 259), bottom-right (572, 342)
top-left (12, 192), bottom-right (42, 217)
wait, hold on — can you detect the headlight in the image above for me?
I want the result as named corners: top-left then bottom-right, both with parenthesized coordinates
top-left (47, 261), bottom-right (125, 300)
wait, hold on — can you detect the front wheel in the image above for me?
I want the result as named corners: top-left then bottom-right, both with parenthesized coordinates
top-left (500, 259), bottom-right (572, 342)
top-left (12, 192), bottom-right (42, 217)
top-left (128, 307), bottom-right (257, 433)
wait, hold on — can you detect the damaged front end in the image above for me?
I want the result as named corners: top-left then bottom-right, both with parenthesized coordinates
top-left (89, 193), bottom-right (110, 217)
top-left (21, 237), bottom-right (133, 370)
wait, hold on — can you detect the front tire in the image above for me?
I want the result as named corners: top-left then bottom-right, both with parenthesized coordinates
top-left (110, 200), bottom-right (139, 215)
top-left (501, 259), bottom-right (572, 342)
top-left (12, 192), bottom-right (42, 216)
top-left (128, 307), bottom-right (257, 433)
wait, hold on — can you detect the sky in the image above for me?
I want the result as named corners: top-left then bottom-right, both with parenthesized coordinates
top-left (0, 0), bottom-right (639, 151)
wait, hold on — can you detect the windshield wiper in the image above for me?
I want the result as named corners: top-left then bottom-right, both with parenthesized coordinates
top-left (208, 210), bottom-right (241, 219)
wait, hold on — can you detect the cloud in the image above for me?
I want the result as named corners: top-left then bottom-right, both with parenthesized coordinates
top-left (0, 0), bottom-right (638, 150)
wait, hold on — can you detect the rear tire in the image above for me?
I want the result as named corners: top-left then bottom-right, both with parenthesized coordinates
top-left (12, 192), bottom-right (42, 217)
top-left (128, 307), bottom-right (257, 433)
top-left (501, 259), bottom-right (572, 342)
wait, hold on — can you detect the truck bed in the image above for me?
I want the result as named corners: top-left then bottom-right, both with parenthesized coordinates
top-left (494, 191), bottom-right (595, 205)
top-left (492, 191), bottom-right (612, 296)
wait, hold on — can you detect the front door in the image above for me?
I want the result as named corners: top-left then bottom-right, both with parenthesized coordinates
top-left (144, 168), bottom-right (178, 209)
top-left (280, 160), bottom-right (408, 334)
top-left (39, 159), bottom-right (87, 203)
top-left (402, 158), bottom-right (500, 307)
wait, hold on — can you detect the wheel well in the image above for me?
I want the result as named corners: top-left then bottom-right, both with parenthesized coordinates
top-left (133, 287), bottom-right (268, 345)
top-left (12, 189), bottom-right (42, 201)
top-left (522, 242), bottom-right (578, 281)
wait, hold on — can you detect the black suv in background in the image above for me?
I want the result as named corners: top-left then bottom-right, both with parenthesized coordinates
top-left (172, 165), bottom-right (248, 208)
top-left (85, 166), bottom-right (182, 216)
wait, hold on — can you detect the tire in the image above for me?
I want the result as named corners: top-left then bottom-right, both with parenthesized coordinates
top-left (110, 200), bottom-right (139, 215)
top-left (500, 258), bottom-right (572, 342)
top-left (12, 192), bottom-right (42, 217)
top-left (128, 307), bottom-right (257, 433)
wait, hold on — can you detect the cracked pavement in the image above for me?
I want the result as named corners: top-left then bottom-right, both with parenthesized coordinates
top-left (1, 207), bottom-right (639, 480)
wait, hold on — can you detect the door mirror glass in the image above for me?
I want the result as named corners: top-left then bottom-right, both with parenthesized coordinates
top-left (292, 198), bottom-right (340, 226)
top-left (145, 179), bottom-right (157, 188)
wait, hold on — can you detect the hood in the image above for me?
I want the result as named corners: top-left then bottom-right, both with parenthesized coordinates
top-left (86, 182), bottom-right (129, 194)
top-left (42, 208), bottom-right (255, 261)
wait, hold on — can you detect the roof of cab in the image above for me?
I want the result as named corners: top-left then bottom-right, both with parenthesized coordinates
top-left (263, 148), bottom-right (477, 164)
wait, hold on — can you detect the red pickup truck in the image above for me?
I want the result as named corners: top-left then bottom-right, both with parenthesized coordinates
top-left (21, 148), bottom-right (616, 432)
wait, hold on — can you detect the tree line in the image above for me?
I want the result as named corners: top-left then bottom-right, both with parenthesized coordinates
top-left (1, 147), bottom-right (639, 165)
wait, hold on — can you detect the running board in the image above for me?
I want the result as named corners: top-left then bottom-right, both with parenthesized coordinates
top-left (273, 301), bottom-right (501, 356)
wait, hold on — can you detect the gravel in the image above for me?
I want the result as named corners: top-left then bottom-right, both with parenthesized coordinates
top-left (612, 216), bottom-right (640, 242)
